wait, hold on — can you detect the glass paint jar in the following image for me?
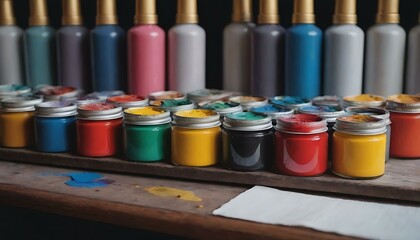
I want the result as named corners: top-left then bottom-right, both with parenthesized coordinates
top-left (0, 96), bottom-right (43, 147)
top-left (249, 104), bottom-right (294, 125)
top-left (187, 89), bottom-right (234, 103)
top-left (270, 96), bottom-right (312, 112)
top-left (229, 96), bottom-right (268, 111)
top-left (199, 100), bottom-right (243, 119)
top-left (332, 115), bottom-right (387, 179)
top-left (275, 114), bottom-right (329, 176)
top-left (341, 94), bottom-right (385, 109)
top-left (107, 95), bottom-right (149, 109)
top-left (123, 107), bottom-right (172, 162)
top-left (345, 107), bottom-right (391, 161)
top-left (312, 95), bottom-right (341, 107)
top-left (172, 109), bottom-right (221, 167)
top-left (34, 101), bottom-right (77, 153)
top-left (150, 99), bottom-right (195, 114)
top-left (76, 103), bottom-right (123, 157)
top-left (387, 94), bottom-right (420, 158)
top-left (149, 90), bottom-right (185, 101)
top-left (222, 112), bottom-right (273, 171)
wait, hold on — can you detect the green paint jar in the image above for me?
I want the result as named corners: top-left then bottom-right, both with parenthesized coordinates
top-left (123, 107), bottom-right (172, 162)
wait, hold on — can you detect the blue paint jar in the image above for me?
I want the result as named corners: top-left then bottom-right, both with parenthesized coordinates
top-left (34, 101), bottom-right (77, 153)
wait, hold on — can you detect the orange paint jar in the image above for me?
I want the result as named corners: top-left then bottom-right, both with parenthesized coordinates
top-left (387, 95), bottom-right (420, 158)
top-left (76, 103), bottom-right (123, 157)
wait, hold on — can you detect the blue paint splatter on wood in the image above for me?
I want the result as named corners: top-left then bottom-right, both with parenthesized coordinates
top-left (63, 172), bottom-right (114, 188)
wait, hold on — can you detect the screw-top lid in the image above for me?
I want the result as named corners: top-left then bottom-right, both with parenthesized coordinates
top-left (135, 0), bottom-right (158, 24)
top-left (333, 0), bottom-right (357, 24)
top-left (232, 0), bottom-right (252, 22)
top-left (124, 106), bottom-right (171, 125)
top-left (187, 89), bottom-right (234, 103)
top-left (258, 0), bottom-right (279, 24)
top-left (176, 0), bottom-right (198, 24)
top-left (249, 104), bottom-right (294, 120)
top-left (199, 100), bottom-right (243, 116)
top-left (107, 95), bottom-right (149, 109)
top-left (334, 115), bottom-right (387, 135)
top-left (77, 103), bottom-right (123, 120)
top-left (298, 105), bottom-right (346, 123)
top-left (376, 0), bottom-right (400, 24)
top-left (223, 112), bottom-right (272, 131)
top-left (0, 84), bottom-right (31, 99)
top-left (0, 96), bottom-right (43, 112)
top-left (96, 0), bottom-right (118, 25)
top-left (292, 0), bottom-right (315, 24)
top-left (276, 114), bottom-right (328, 134)
top-left (173, 109), bottom-right (221, 129)
top-left (150, 99), bottom-right (195, 113)
top-left (229, 96), bottom-right (268, 111)
top-left (312, 95), bottom-right (341, 107)
top-left (149, 91), bottom-right (186, 101)
top-left (270, 96), bottom-right (312, 110)
top-left (0, 0), bottom-right (16, 25)
top-left (345, 107), bottom-right (391, 125)
top-left (29, 0), bottom-right (49, 26)
top-left (386, 94), bottom-right (420, 113)
top-left (35, 101), bottom-right (77, 117)
top-left (62, 0), bottom-right (83, 25)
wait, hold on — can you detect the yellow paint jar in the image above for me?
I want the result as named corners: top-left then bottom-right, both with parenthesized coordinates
top-left (342, 94), bottom-right (385, 108)
top-left (0, 97), bottom-right (43, 148)
top-left (172, 109), bottom-right (221, 167)
top-left (332, 115), bottom-right (387, 179)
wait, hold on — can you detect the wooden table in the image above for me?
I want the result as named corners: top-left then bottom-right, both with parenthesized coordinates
top-left (0, 161), bottom-right (362, 240)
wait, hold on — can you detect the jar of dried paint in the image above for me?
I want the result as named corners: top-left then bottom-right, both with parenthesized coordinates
top-left (76, 103), bottom-right (123, 157)
top-left (0, 96), bottom-right (43, 147)
top-left (107, 95), bottom-right (149, 109)
top-left (387, 94), bottom-right (420, 158)
top-left (123, 107), bottom-right (172, 162)
top-left (345, 107), bottom-right (391, 161)
top-left (35, 101), bottom-right (77, 153)
top-left (341, 94), bottom-right (385, 109)
top-left (222, 112), bottom-right (273, 171)
top-left (332, 115), bottom-right (387, 179)
top-left (172, 109), bottom-right (221, 167)
top-left (275, 114), bottom-right (329, 176)
top-left (249, 104), bottom-right (294, 125)
top-left (270, 96), bottom-right (312, 112)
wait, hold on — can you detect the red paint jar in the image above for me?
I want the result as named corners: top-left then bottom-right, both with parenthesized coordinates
top-left (387, 95), bottom-right (420, 158)
top-left (275, 114), bottom-right (329, 176)
top-left (76, 103), bottom-right (123, 157)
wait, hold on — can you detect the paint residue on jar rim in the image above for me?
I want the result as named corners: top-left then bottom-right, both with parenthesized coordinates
top-left (201, 101), bottom-right (240, 110)
top-left (227, 112), bottom-right (266, 120)
top-left (144, 186), bottom-right (202, 202)
top-left (271, 96), bottom-right (310, 105)
top-left (229, 96), bottom-right (266, 103)
top-left (175, 109), bottom-right (217, 118)
top-left (387, 94), bottom-right (420, 104)
top-left (251, 104), bottom-right (291, 113)
top-left (344, 94), bottom-right (384, 102)
top-left (279, 113), bottom-right (324, 123)
top-left (108, 95), bottom-right (146, 103)
top-left (150, 99), bottom-right (192, 107)
top-left (340, 114), bottom-right (382, 123)
top-left (79, 103), bottom-right (117, 111)
top-left (149, 91), bottom-right (185, 100)
top-left (125, 106), bottom-right (165, 115)
top-left (38, 86), bottom-right (76, 96)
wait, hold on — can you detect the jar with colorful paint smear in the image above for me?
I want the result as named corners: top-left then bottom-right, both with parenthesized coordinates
top-left (249, 104), bottom-right (294, 125)
top-left (0, 84), bottom-right (31, 99)
top-left (312, 96), bottom-right (341, 107)
top-left (34, 101), bottom-right (77, 153)
top-left (84, 90), bottom-right (126, 101)
top-left (123, 107), bottom-right (172, 162)
top-left (172, 109), bottom-right (221, 167)
top-left (76, 103), bottom-right (123, 157)
top-left (228, 96), bottom-right (268, 111)
top-left (150, 99), bottom-right (195, 114)
top-left (36, 86), bottom-right (82, 101)
top-left (199, 100), bottom-right (243, 119)
top-left (341, 94), bottom-right (385, 109)
top-left (0, 96), bottom-right (43, 147)
top-left (270, 96), bottom-right (311, 112)
top-left (149, 90), bottom-right (185, 101)
top-left (107, 95), bottom-right (149, 109)
top-left (275, 114), bottom-right (329, 176)
top-left (222, 112), bottom-right (273, 171)
top-left (345, 107), bottom-right (391, 161)
top-left (387, 94), bottom-right (420, 158)
top-left (332, 115), bottom-right (387, 179)
top-left (187, 89), bottom-right (234, 103)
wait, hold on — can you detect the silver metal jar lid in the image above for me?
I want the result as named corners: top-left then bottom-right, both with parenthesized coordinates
top-left (299, 105), bottom-right (346, 123)
top-left (0, 96), bottom-right (43, 112)
top-left (35, 101), bottom-right (77, 118)
top-left (334, 115), bottom-right (387, 135)
top-left (228, 96), bottom-right (268, 111)
top-left (37, 86), bottom-right (82, 101)
top-left (0, 84), bottom-right (32, 99)
top-left (312, 95), bottom-right (341, 107)
top-left (85, 90), bottom-right (126, 101)
top-left (386, 94), bottom-right (420, 114)
top-left (345, 107), bottom-right (391, 125)
top-left (107, 95), bottom-right (149, 109)
top-left (341, 94), bottom-right (385, 108)
top-left (77, 103), bottom-right (123, 121)
top-left (187, 89), bottom-right (235, 103)
top-left (223, 112), bottom-right (272, 131)
top-left (270, 96), bottom-right (312, 110)
top-left (124, 107), bottom-right (172, 125)
top-left (172, 109), bottom-right (221, 129)
top-left (249, 104), bottom-right (294, 120)
top-left (149, 91), bottom-right (186, 101)
top-left (199, 100), bottom-right (243, 116)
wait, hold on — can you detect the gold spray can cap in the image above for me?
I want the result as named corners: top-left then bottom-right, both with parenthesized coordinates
top-left (29, 0), bottom-right (49, 26)
top-left (176, 0), bottom-right (198, 24)
top-left (376, 0), bottom-right (400, 24)
top-left (258, 0), bottom-right (279, 24)
top-left (333, 0), bottom-right (357, 24)
top-left (135, 0), bottom-right (158, 24)
top-left (292, 0), bottom-right (315, 24)
top-left (0, 0), bottom-right (16, 25)
top-left (96, 0), bottom-right (118, 25)
top-left (62, 0), bottom-right (83, 25)
top-left (232, 0), bottom-right (252, 23)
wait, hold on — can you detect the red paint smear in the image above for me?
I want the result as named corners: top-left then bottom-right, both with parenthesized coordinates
top-left (108, 95), bottom-right (145, 103)
top-left (278, 114), bottom-right (326, 133)
top-left (79, 103), bottom-right (116, 111)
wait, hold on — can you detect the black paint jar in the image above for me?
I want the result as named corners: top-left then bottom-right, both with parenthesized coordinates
top-left (222, 112), bottom-right (273, 171)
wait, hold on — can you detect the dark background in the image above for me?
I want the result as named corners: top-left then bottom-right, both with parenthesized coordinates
top-left (11, 0), bottom-right (420, 90)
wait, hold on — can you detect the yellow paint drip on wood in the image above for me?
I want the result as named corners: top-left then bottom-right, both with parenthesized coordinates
top-left (145, 186), bottom-right (202, 202)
